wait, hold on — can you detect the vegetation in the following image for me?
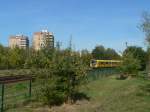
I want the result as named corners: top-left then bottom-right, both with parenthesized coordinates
top-left (36, 49), bottom-right (88, 105)
top-left (141, 12), bottom-right (150, 45)
top-left (91, 45), bottom-right (120, 60)
top-left (0, 26), bottom-right (149, 111)
top-left (6, 76), bottom-right (150, 112)
top-left (123, 46), bottom-right (146, 70)
top-left (141, 12), bottom-right (150, 71)
top-left (0, 44), bottom-right (121, 70)
top-left (80, 49), bottom-right (92, 66)
top-left (119, 52), bottom-right (141, 78)
top-left (117, 45), bottom-right (147, 78)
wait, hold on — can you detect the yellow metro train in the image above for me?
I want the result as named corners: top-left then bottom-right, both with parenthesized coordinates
top-left (90, 59), bottom-right (122, 68)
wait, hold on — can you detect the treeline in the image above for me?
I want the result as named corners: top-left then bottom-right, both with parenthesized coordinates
top-left (0, 43), bottom-right (148, 105)
top-left (0, 44), bottom-right (89, 105)
top-left (0, 44), bottom-right (121, 69)
top-left (119, 46), bottom-right (147, 77)
top-left (0, 44), bottom-right (147, 71)
top-left (91, 45), bottom-right (121, 60)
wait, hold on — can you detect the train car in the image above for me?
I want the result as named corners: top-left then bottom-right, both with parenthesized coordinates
top-left (90, 59), bottom-right (122, 68)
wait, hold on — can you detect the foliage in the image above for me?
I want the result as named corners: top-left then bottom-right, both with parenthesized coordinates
top-left (0, 45), bottom-right (55, 69)
top-left (0, 44), bottom-right (121, 70)
top-left (140, 11), bottom-right (150, 45)
top-left (123, 46), bottom-right (146, 70)
top-left (7, 76), bottom-right (150, 112)
top-left (0, 46), bottom-right (28, 69)
top-left (37, 70), bottom-right (65, 105)
top-left (36, 48), bottom-right (88, 105)
top-left (105, 48), bottom-right (121, 60)
top-left (0, 45), bottom-right (9, 69)
top-left (140, 12), bottom-right (150, 72)
top-left (24, 49), bottom-right (52, 69)
top-left (119, 52), bottom-right (141, 76)
top-left (92, 45), bottom-right (120, 60)
top-left (92, 45), bottom-right (105, 59)
top-left (80, 49), bottom-right (92, 66)
top-left (8, 47), bottom-right (27, 69)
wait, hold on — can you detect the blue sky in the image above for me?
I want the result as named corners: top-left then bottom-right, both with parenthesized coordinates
top-left (0, 0), bottom-right (150, 52)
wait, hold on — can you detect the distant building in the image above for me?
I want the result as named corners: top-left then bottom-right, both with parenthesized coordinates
top-left (9, 35), bottom-right (29, 49)
top-left (32, 30), bottom-right (54, 50)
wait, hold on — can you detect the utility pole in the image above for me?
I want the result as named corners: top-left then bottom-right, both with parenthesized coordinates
top-left (69, 35), bottom-right (73, 50)
top-left (125, 42), bottom-right (128, 48)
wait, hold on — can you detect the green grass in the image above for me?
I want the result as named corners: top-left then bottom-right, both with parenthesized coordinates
top-left (78, 76), bottom-right (150, 112)
top-left (5, 75), bottom-right (150, 112)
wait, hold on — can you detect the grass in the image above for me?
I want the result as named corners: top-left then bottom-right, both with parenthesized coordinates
top-left (79, 76), bottom-right (150, 112)
top-left (4, 75), bottom-right (150, 112)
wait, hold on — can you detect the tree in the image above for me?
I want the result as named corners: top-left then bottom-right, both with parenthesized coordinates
top-left (123, 46), bottom-right (146, 70)
top-left (24, 48), bottom-right (52, 69)
top-left (8, 47), bottom-right (27, 69)
top-left (141, 12), bottom-right (150, 45)
top-left (37, 48), bottom-right (88, 105)
top-left (92, 45), bottom-right (106, 59)
top-left (140, 12), bottom-right (150, 71)
top-left (119, 52), bottom-right (141, 77)
top-left (92, 45), bottom-right (120, 60)
top-left (105, 48), bottom-right (120, 60)
top-left (80, 49), bottom-right (92, 66)
top-left (0, 45), bottom-right (9, 69)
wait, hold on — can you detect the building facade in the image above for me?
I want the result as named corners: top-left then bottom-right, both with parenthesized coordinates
top-left (33, 30), bottom-right (54, 50)
top-left (9, 35), bottom-right (29, 49)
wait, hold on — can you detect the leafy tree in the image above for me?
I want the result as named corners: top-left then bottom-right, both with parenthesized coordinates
top-left (0, 45), bottom-right (9, 69)
top-left (105, 48), bottom-right (120, 60)
top-left (123, 46), bottom-right (146, 70)
top-left (140, 12), bottom-right (150, 71)
top-left (141, 12), bottom-right (150, 45)
top-left (92, 45), bottom-right (106, 59)
top-left (146, 47), bottom-right (150, 70)
top-left (37, 48), bottom-right (88, 105)
top-left (119, 52), bottom-right (141, 77)
top-left (8, 47), bottom-right (27, 69)
top-left (92, 45), bottom-right (120, 60)
top-left (80, 49), bottom-right (92, 66)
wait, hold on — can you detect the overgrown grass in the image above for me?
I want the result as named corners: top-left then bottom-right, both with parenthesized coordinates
top-left (5, 75), bottom-right (150, 112)
top-left (79, 76), bottom-right (150, 112)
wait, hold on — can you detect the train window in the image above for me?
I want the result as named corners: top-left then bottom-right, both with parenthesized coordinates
top-left (91, 60), bottom-right (96, 66)
top-left (91, 60), bottom-right (96, 64)
top-left (109, 62), bottom-right (111, 65)
top-left (100, 62), bottom-right (105, 64)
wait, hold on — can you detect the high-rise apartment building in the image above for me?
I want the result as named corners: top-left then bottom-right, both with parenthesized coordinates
top-left (9, 35), bottom-right (29, 49)
top-left (33, 30), bottom-right (54, 50)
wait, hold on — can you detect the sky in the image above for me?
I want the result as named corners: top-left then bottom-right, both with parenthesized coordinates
top-left (0, 0), bottom-right (150, 52)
